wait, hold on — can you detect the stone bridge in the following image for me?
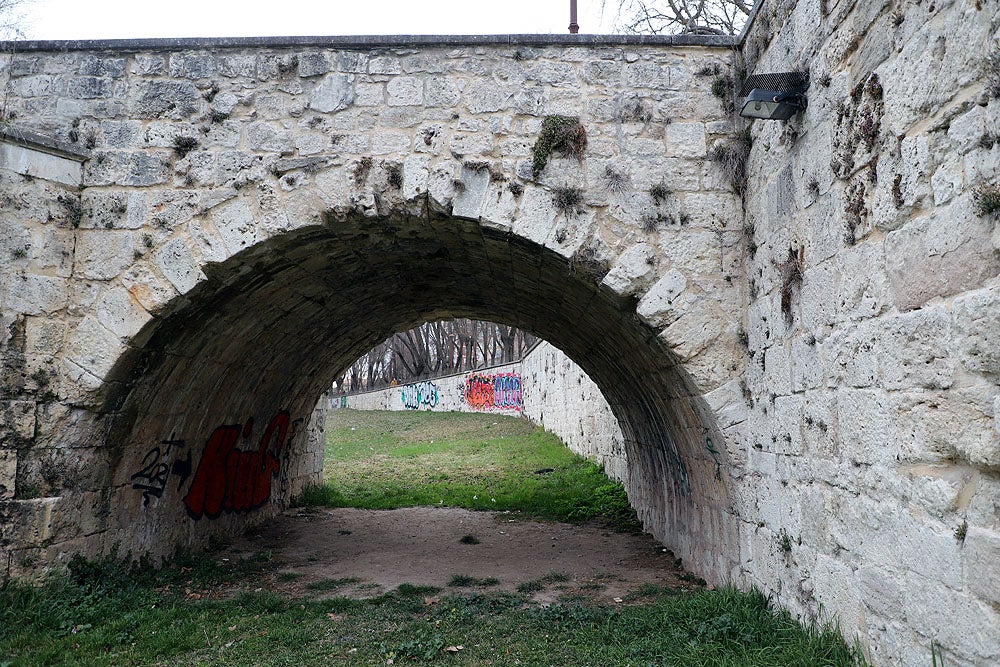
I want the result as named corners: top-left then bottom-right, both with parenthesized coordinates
top-left (2, 1), bottom-right (999, 664)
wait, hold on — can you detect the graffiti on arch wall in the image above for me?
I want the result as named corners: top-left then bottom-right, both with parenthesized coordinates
top-left (130, 410), bottom-right (299, 520)
top-left (401, 380), bottom-right (439, 410)
top-left (464, 372), bottom-right (523, 411)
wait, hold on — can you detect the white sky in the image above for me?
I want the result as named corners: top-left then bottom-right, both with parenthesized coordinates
top-left (17, 0), bottom-right (621, 40)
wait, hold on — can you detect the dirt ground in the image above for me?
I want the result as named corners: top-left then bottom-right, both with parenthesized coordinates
top-left (216, 506), bottom-right (702, 603)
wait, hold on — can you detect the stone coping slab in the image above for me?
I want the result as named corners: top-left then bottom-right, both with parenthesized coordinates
top-left (1, 32), bottom-right (737, 53)
top-left (0, 125), bottom-right (90, 161)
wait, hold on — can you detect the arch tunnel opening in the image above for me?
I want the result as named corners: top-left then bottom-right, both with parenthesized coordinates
top-left (97, 210), bottom-right (735, 579)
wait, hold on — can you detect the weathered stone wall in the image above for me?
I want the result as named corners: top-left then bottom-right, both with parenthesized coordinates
top-left (731, 0), bottom-right (1000, 665)
top-left (0, 35), bottom-right (744, 594)
top-left (342, 340), bottom-right (629, 482)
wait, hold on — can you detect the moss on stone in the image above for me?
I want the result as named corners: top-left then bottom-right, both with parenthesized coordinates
top-left (531, 115), bottom-right (587, 179)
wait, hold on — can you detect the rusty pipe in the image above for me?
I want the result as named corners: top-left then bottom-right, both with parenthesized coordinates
top-left (569, 0), bottom-right (580, 33)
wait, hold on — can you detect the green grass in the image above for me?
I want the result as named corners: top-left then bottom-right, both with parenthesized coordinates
top-left (0, 555), bottom-right (867, 666)
top-left (0, 410), bottom-right (868, 666)
top-left (298, 410), bottom-right (642, 531)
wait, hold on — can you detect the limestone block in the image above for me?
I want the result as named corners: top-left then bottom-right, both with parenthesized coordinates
top-left (0, 449), bottom-right (15, 500)
top-left (118, 262), bottom-right (178, 313)
top-left (664, 122), bottom-right (707, 159)
top-left (798, 260), bottom-right (837, 334)
top-left (886, 202), bottom-right (1000, 311)
top-left (661, 301), bottom-right (724, 363)
top-left (297, 52), bottom-right (329, 78)
top-left (636, 269), bottom-right (689, 328)
top-left (247, 122), bottom-right (292, 154)
top-left (25, 317), bottom-right (64, 357)
top-left (400, 154), bottom-right (429, 202)
top-left (452, 164), bottom-right (492, 220)
top-left (371, 131), bottom-right (411, 155)
top-left (822, 321), bottom-right (879, 388)
top-left (464, 80), bottom-right (515, 114)
top-left (877, 308), bottom-right (954, 391)
top-left (369, 55), bottom-right (401, 75)
top-left (310, 73), bottom-right (354, 113)
top-left (84, 150), bottom-right (172, 187)
top-left (479, 181), bottom-right (518, 232)
top-left (1, 401), bottom-right (35, 442)
top-left (169, 53), bottom-right (215, 80)
top-left (65, 316), bottom-right (122, 384)
top-left (953, 286), bottom-right (1000, 378)
top-left (425, 77), bottom-right (461, 107)
top-left (838, 388), bottom-right (899, 465)
top-left (509, 186), bottom-right (557, 245)
top-left (153, 238), bottom-right (206, 295)
top-left (387, 76), bottom-right (424, 106)
top-left (95, 285), bottom-right (152, 339)
top-left (896, 386), bottom-right (999, 468)
top-left (930, 156), bottom-right (964, 206)
top-left (1, 272), bottom-right (68, 316)
top-left (545, 208), bottom-right (596, 258)
top-left (800, 390), bottom-right (836, 458)
top-left (898, 134), bottom-right (931, 206)
top-left (601, 243), bottom-right (657, 297)
top-left (208, 197), bottom-right (263, 256)
top-left (132, 80), bottom-right (200, 118)
top-left (811, 553), bottom-right (865, 639)
top-left (966, 527), bottom-right (1000, 604)
top-left (902, 571), bottom-right (1000, 663)
top-left (352, 83), bottom-right (383, 107)
top-left (524, 61), bottom-right (577, 86)
top-left (657, 229), bottom-right (721, 284)
top-left (790, 335), bottom-right (823, 392)
top-left (836, 242), bottom-right (890, 321)
top-left (762, 344), bottom-right (792, 398)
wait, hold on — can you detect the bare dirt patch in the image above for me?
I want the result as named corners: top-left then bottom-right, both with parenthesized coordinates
top-left (218, 506), bottom-right (702, 603)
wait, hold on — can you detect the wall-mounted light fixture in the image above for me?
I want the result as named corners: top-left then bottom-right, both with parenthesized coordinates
top-left (739, 72), bottom-right (808, 121)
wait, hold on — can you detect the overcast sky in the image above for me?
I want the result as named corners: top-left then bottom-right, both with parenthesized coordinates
top-left (17, 0), bottom-right (620, 40)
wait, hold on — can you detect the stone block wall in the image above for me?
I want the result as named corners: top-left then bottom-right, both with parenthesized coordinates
top-left (731, 0), bottom-right (1000, 664)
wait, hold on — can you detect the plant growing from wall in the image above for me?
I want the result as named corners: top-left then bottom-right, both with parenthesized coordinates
top-left (985, 49), bottom-right (1000, 99)
top-left (353, 157), bottom-right (373, 187)
top-left (972, 182), bottom-right (1000, 216)
top-left (553, 187), bottom-right (584, 216)
top-left (531, 115), bottom-right (587, 179)
top-left (603, 165), bottom-right (630, 194)
top-left (384, 163), bottom-right (403, 190)
top-left (172, 136), bottom-right (198, 158)
top-left (778, 246), bottom-right (804, 324)
top-left (571, 243), bottom-right (610, 283)
top-left (709, 127), bottom-right (752, 198)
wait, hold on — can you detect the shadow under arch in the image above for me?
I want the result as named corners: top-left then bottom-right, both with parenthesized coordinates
top-left (100, 210), bottom-right (737, 580)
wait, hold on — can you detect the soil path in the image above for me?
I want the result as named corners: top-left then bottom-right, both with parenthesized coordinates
top-left (219, 506), bottom-right (702, 603)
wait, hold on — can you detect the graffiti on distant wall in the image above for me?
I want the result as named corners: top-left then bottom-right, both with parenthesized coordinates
top-left (181, 411), bottom-right (293, 520)
top-left (464, 372), bottom-right (523, 411)
top-left (401, 380), bottom-right (439, 410)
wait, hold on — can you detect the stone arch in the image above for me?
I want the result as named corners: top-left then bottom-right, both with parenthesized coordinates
top-left (93, 185), bottom-right (741, 579)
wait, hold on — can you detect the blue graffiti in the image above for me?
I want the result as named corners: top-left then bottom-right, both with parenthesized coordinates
top-left (401, 380), bottom-right (439, 410)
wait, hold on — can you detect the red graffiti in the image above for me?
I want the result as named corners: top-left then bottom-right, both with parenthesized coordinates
top-left (464, 373), bottom-right (523, 411)
top-left (183, 411), bottom-right (290, 520)
top-left (464, 374), bottom-right (495, 410)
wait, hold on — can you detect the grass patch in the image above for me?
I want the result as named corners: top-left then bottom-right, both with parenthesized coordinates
top-left (304, 410), bottom-right (643, 532)
top-left (447, 575), bottom-right (498, 588)
top-left (1, 554), bottom-right (867, 666)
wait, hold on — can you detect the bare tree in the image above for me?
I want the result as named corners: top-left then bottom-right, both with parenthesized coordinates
top-left (339, 319), bottom-right (539, 393)
top-left (609, 0), bottom-right (753, 35)
top-left (0, 0), bottom-right (30, 40)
